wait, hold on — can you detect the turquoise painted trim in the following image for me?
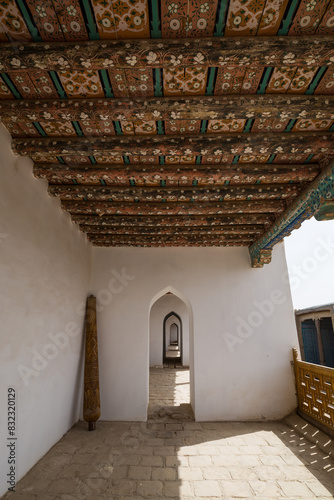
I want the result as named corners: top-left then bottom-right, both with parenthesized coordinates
top-left (244, 119), bottom-right (253, 133)
top-left (249, 161), bottom-right (334, 266)
top-left (305, 154), bottom-right (314, 163)
top-left (81, 0), bottom-right (100, 40)
top-left (89, 156), bottom-right (97, 164)
top-left (192, 180), bottom-right (198, 186)
top-left (33, 122), bottom-right (46, 136)
top-left (306, 67), bottom-right (327, 95)
top-left (123, 156), bottom-right (130, 164)
top-left (214, 0), bottom-right (229, 36)
top-left (195, 156), bottom-right (202, 165)
top-left (200, 120), bottom-right (208, 133)
top-left (160, 180), bottom-right (166, 186)
top-left (278, 0), bottom-right (300, 35)
top-left (224, 180), bottom-right (230, 185)
top-left (159, 156), bottom-right (165, 165)
top-left (329, 124), bottom-right (334, 132)
top-left (72, 179), bottom-right (79, 185)
top-left (129, 179), bottom-right (135, 186)
top-left (0, 73), bottom-right (21, 99)
top-left (284, 119), bottom-right (297, 132)
top-left (154, 69), bottom-right (163, 97)
top-left (100, 179), bottom-right (106, 185)
top-left (232, 155), bottom-right (239, 164)
top-left (150, 0), bottom-right (162, 38)
top-left (49, 71), bottom-right (67, 99)
top-left (206, 68), bottom-right (216, 96)
top-left (257, 68), bottom-right (273, 94)
top-left (16, 0), bottom-right (42, 41)
top-left (113, 121), bottom-right (123, 135)
top-left (267, 154), bottom-right (276, 164)
top-left (100, 70), bottom-right (114, 98)
top-left (72, 121), bottom-right (84, 137)
top-left (56, 156), bottom-right (65, 164)
top-left (157, 120), bottom-right (164, 135)
top-left (256, 180), bottom-right (261, 184)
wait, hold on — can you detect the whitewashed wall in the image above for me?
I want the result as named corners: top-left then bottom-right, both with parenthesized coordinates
top-left (150, 293), bottom-right (190, 366)
top-left (91, 244), bottom-right (298, 422)
top-left (0, 125), bottom-right (91, 497)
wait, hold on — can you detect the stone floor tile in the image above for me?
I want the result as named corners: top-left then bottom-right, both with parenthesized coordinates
top-left (188, 455), bottom-right (213, 467)
top-left (106, 479), bottom-right (136, 496)
top-left (164, 480), bottom-right (192, 497)
top-left (140, 455), bottom-right (164, 466)
top-left (305, 480), bottom-right (334, 497)
top-left (193, 480), bottom-right (222, 497)
top-left (128, 465), bottom-right (151, 480)
top-left (152, 467), bottom-right (177, 481)
top-left (222, 480), bottom-right (253, 497)
top-left (202, 466), bottom-right (231, 480)
top-left (178, 466), bottom-right (203, 480)
top-left (249, 480), bottom-right (283, 497)
top-left (278, 480), bottom-right (316, 497)
top-left (137, 480), bottom-right (163, 497)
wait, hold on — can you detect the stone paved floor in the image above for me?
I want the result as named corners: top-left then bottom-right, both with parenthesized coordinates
top-left (2, 368), bottom-right (334, 499)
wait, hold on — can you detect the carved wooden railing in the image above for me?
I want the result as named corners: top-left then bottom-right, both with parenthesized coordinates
top-left (293, 348), bottom-right (334, 433)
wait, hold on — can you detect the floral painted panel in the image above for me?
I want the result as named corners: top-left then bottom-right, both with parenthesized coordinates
top-left (29, 72), bottom-right (59, 98)
top-left (289, 0), bottom-right (331, 35)
top-left (225, 0), bottom-right (267, 36)
top-left (139, 156), bottom-right (159, 164)
top-left (293, 118), bottom-right (334, 131)
top-left (165, 155), bottom-right (181, 164)
top-left (7, 72), bottom-right (39, 98)
top-left (0, 0), bottom-right (32, 42)
top-left (214, 67), bottom-right (245, 95)
top-left (251, 119), bottom-right (289, 132)
top-left (130, 155), bottom-right (140, 163)
top-left (91, 0), bottom-right (150, 40)
top-left (161, 0), bottom-right (218, 38)
top-left (25, 0), bottom-right (64, 41)
top-left (134, 120), bottom-right (157, 134)
top-left (79, 119), bottom-right (102, 136)
top-left (165, 119), bottom-right (201, 134)
top-left (31, 154), bottom-right (59, 162)
top-left (257, 0), bottom-right (290, 35)
top-left (238, 155), bottom-right (271, 163)
top-left (0, 76), bottom-right (13, 99)
top-left (52, 0), bottom-right (88, 41)
top-left (39, 120), bottom-right (76, 136)
top-left (273, 154), bottom-right (313, 163)
top-left (108, 69), bottom-right (129, 97)
top-left (62, 156), bottom-right (91, 164)
top-left (266, 67), bottom-right (297, 93)
top-left (3, 121), bottom-right (25, 136)
top-left (18, 122), bottom-right (41, 137)
top-left (207, 119), bottom-right (246, 133)
top-left (288, 67), bottom-right (318, 93)
top-left (242, 67), bottom-right (263, 93)
top-left (95, 154), bottom-right (124, 163)
top-left (124, 69), bottom-right (154, 97)
top-left (314, 67), bottom-right (334, 94)
top-left (316, 0), bottom-right (334, 34)
top-left (96, 119), bottom-right (116, 135)
top-left (180, 155), bottom-right (197, 163)
top-left (163, 67), bottom-right (207, 95)
top-left (121, 120), bottom-right (135, 134)
top-left (59, 71), bottom-right (105, 98)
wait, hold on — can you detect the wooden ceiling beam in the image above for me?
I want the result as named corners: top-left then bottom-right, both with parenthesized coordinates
top-left (62, 200), bottom-right (286, 216)
top-left (1, 36), bottom-right (333, 71)
top-left (86, 235), bottom-right (255, 245)
top-left (72, 214), bottom-right (274, 226)
top-left (13, 132), bottom-right (334, 157)
top-left (35, 163), bottom-right (320, 186)
top-left (49, 183), bottom-right (301, 201)
top-left (90, 240), bottom-right (252, 247)
top-left (81, 225), bottom-right (264, 235)
top-left (2, 96), bottom-right (334, 122)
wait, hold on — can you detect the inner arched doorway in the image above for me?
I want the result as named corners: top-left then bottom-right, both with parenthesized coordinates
top-left (163, 312), bottom-right (182, 365)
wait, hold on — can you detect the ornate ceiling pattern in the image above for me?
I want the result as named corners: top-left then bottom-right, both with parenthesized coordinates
top-left (0, 0), bottom-right (333, 266)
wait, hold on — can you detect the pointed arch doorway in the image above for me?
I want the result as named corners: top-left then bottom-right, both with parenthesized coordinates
top-left (148, 286), bottom-right (194, 421)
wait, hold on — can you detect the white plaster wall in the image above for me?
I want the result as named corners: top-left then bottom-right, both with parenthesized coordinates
top-left (0, 125), bottom-right (91, 497)
top-left (90, 243), bottom-right (298, 422)
top-left (150, 294), bottom-right (189, 366)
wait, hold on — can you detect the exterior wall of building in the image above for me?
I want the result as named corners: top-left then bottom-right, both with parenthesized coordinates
top-left (0, 125), bottom-right (91, 497)
top-left (90, 244), bottom-right (299, 422)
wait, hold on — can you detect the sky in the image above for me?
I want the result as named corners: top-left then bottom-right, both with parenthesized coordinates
top-left (284, 217), bottom-right (334, 311)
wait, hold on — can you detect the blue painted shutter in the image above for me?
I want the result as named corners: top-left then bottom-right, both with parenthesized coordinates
top-left (320, 317), bottom-right (334, 368)
top-left (301, 319), bottom-right (320, 364)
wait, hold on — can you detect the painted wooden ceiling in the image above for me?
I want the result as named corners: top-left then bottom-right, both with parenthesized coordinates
top-left (0, 0), bottom-right (334, 266)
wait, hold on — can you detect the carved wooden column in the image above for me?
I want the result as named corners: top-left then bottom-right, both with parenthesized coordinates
top-left (83, 295), bottom-right (101, 431)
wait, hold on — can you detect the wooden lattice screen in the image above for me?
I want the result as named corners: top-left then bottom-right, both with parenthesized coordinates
top-left (293, 348), bottom-right (334, 432)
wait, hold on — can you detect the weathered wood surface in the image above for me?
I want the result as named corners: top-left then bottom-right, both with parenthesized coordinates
top-left (35, 164), bottom-right (320, 186)
top-left (86, 234), bottom-right (255, 246)
top-left (73, 214), bottom-right (274, 227)
top-left (90, 240), bottom-right (252, 247)
top-left (82, 224), bottom-right (264, 235)
top-left (49, 183), bottom-right (300, 201)
top-left (249, 160), bottom-right (334, 267)
top-left (83, 295), bottom-right (100, 431)
top-left (62, 199), bottom-right (286, 215)
top-left (2, 96), bottom-right (334, 122)
top-left (13, 132), bottom-right (334, 157)
top-left (1, 37), bottom-right (333, 71)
